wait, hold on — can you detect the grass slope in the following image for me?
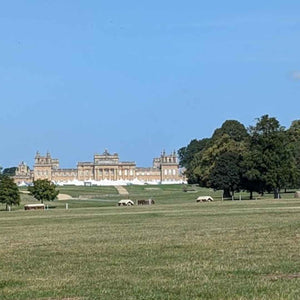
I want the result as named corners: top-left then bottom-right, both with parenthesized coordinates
top-left (0, 192), bottom-right (299, 299)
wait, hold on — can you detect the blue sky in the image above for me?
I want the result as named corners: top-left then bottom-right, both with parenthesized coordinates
top-left (1, 1), bottom-right (300, 168)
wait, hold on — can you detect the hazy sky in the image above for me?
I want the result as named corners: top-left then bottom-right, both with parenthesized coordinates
top-left (1, 1), bottom-right (300, 168)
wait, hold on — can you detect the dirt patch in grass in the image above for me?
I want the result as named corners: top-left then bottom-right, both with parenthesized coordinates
top-left (57, 194), bottom-right (73, 200)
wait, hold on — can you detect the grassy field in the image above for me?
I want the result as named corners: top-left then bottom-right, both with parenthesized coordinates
top-left (0, 185), bottom-right (299, 299)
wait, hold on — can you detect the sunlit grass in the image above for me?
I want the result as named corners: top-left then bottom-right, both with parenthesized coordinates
top-left (0, 194), bottom-right (300, 299)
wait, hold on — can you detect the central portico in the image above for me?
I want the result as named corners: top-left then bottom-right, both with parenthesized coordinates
top-left (77, 150), bottom-right (136, 181)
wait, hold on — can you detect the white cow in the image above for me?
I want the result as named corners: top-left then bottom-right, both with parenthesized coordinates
top-left (118, 199), bottom-right (135, 206)
top-left (196, 196), bottom-right (214, 202)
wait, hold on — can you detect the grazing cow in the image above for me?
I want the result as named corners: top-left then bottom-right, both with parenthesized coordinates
top-left (196, 196), bottom-right (214, 202)
top-left (118, 199), bottom-right (134, 206)
top-left (137, 199), bottom-right (155, 205)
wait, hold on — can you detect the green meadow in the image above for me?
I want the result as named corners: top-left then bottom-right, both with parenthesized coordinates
top-left (0, 185), bottom-right (299, 299)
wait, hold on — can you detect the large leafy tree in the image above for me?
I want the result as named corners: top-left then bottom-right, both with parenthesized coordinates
top-left (191, 120), bottom-right (248, 193)
top-left (178, 138), bottom-right (210, 183)
top-left (28, 179), bottom-right (59, 203)
top-left (178, 138), bottom-right (209, 168)
top-left (286, 120), bottom-right (300, 187)
top-left (241, 148), bottom-right (265, 199)
top-left (210, 120), bottom-right (249, 143)
top-left (0, 175), bottom-right (20, 210)
top-left (209, 152), bottom-right (242, 198)
top-left (243, 115), bottom-right (296, 198)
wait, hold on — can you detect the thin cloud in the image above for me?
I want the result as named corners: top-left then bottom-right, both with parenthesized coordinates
top-left (291, 71), bottom-right (300, 81)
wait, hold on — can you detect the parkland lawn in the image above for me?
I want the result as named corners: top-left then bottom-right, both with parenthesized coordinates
top-left (0, 185), bottom-right (299, 299)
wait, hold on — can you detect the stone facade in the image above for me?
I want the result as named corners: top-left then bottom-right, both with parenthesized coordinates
top-left (14, 161), bottom-right (33, 184)
top-left (77, 150), bottom-right (136, 182)
top-left (14, 150), bottom-right (183, 184)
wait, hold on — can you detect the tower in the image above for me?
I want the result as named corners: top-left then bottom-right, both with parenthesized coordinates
top-left (33, 151), bottom-right (59, 181)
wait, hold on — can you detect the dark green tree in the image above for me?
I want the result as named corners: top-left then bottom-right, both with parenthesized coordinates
top-left (241, 148), bottom-right (264, 199)
top-left (178, 138), bottom-right (210, 183)
top-left (209, 152), bottom-right (242, 198)
top-left (28, 179), bottom-right (59, 203)
top-left (3, 167), bottom-right (17, 177)
top-left (286, 120), bottom-right (300, 187)
top-left (244, 115), bottom-right (296, 198)
top-left (0, 175), bottom-right (20, 210)
top-left (211, 120), bottom-right (248, 143)
top-left (178, 138), bottom-right (209, 168)
top-left (191, 120), bottom-right (248, 190)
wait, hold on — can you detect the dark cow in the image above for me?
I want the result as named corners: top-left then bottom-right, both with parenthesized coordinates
top-left (137, 199), bottom-right (155, 205)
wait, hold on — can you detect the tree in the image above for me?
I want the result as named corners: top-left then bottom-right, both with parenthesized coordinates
top-left (3, 167), bottom-right (17, 177)
top-left (211, 120), bottom-right (248, 143)
top-left (191, 120), bottom-right (248, 192)
top-left (286, 120), bottom-right (300, 187)
top-left (241, 148), bottom-right (265, 199)
top-left (244, 115), bottom-right (296, 198)
top-left (178, 138), bottom-right (210, 168)
top-left (178, 138), bottom-right (210, 183)
top-left (209, 152), bottom-right (242, 198)
top-left (0, 175), bottom-right (20, 210)
top-left (28, 179), bottom-right (59, 203)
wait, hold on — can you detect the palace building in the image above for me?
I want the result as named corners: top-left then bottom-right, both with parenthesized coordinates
top-left (14, 150), bottom-right (184, 185)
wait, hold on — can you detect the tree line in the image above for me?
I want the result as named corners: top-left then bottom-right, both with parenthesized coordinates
top-left (178, 115), bottom-right (300, 199)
